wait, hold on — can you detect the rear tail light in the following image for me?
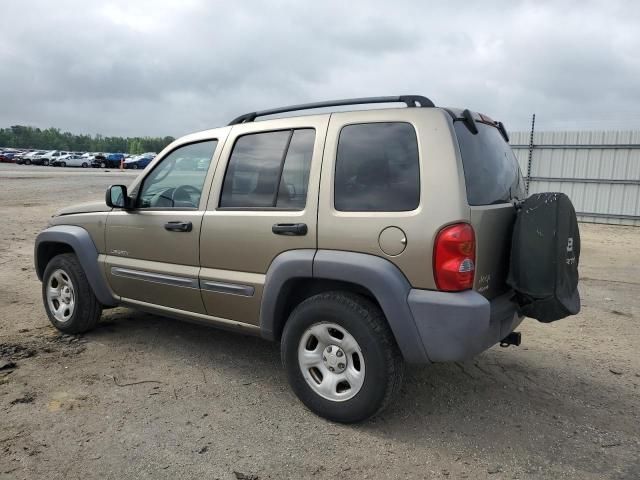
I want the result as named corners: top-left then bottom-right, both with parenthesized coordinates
top-left (433, 223), bottom-right (476, 291)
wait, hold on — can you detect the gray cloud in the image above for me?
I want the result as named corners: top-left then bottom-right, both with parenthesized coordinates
top-left (1, 0), bottom-right (638, 137)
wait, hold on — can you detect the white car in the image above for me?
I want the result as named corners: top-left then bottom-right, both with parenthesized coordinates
top-left (53, 154), bottom-right (90, 168)
top-left (31, 150), bottom-right (57, 166)
top-left (38, 150), bottom-right (70, 166)
top-left (19, 151), bottom-right (46, 164)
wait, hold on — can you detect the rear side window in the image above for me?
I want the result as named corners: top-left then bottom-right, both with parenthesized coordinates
top-left (335, 122), bottom-right (420, 211)
top-left (455, 122), bottom-right (524, 205)
top-left (220, 129), bottom-right (315, 209)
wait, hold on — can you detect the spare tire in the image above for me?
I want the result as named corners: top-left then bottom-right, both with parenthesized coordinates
top-left (507, 192), bottom-right (581, 322)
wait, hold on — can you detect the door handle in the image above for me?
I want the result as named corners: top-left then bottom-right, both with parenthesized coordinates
top-left (272, 223), bottom-right (308, 236)
top-left (164, 221), bottom-right (193, 232)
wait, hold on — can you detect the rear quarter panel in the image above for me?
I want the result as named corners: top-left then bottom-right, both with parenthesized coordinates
top-left (318, 108), bottom-right (469, 289)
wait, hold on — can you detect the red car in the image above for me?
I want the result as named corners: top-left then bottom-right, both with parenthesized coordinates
top-left (0, 151), bottom-right (19, 163)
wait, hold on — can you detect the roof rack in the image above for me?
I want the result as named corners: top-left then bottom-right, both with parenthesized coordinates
top-left (228, 95), bottom-right (435, 125)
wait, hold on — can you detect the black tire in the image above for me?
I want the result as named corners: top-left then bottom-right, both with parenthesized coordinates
top-left (25, 159), bottom-right (31, 165)
top-left (281, 292), bottom-right (404, 423)
top-left (42, 253), bottom-right (102, 334)
top-left (132, 164), bottom-right (138, 169)
top-left (100, 161), bottom-right (106, 168)
top-left (60, 161), bottom-right (66, 167)
top-left (82, 162), bottom-right (88, 168)
top-left (43, 159), bottom-right (49, 166)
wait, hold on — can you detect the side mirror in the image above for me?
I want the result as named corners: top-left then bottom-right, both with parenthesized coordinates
top-left (105, 184), bottom-right (131, 209)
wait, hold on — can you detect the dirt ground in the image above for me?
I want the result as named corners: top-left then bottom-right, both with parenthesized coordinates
top-left (1, 163), bottom-right (638, 480)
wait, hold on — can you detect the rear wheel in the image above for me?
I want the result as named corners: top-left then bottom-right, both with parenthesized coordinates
top-left (60, 161), bottom-right (66, 167)
top-left (42, 253), bottom-right (102, 334)
top-left (25, 159), bottom-right (31, 165)
top-left (82, 162), bottom-right (88, 168)
top-left (100, 161), bottom-right (106, 168)
top-left (132, 164), bottom-right (138, 169)
top-left (282, 292), bottom-right (404, 423)
top-left (43, 159), bottom-right (49, 166)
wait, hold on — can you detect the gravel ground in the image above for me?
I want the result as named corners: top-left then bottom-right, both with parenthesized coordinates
top-left (1, 163), bottom-right (639, 479)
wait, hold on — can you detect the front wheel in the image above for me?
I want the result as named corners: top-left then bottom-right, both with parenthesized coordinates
top-left (59, 161), bottom-right (66, 167)
top-left (100, 161), bottom-right (106, 168)
top-left (82, 162), bottom-right (88, 168)
top-left (42, 253), bottom-right (102, 334)
top-left (281, 292), bottom-right (404, 423)
top-left (43, 159), bottom-right (49, 166)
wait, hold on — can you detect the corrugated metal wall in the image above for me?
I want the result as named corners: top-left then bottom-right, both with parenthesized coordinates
top-left (509, 130), bottom-right (640, 226)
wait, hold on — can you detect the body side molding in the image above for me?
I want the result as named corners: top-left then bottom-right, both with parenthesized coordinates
top-left (111, 267), bottom-right (200, 289)
top-left (35, 225), bottom-right (118, 307)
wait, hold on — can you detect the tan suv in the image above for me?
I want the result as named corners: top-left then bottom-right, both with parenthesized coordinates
top-left (35, 96), bottom-right (525, 422)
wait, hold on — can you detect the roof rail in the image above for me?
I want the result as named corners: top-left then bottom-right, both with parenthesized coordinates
top-left (227, 95), bottom-right (435, 125)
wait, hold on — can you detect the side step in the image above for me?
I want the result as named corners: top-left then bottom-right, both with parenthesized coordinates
top-left (500, 332), bottom-right (521, 348)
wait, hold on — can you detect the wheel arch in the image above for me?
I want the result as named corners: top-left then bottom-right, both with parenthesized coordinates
top-left (259, 250), bottom-right (430, 364)
top-left (35, 225), bottom-right (118, 307)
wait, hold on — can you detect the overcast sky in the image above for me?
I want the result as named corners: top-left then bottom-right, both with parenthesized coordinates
top-left (1, 0), bottom-right (638, 137)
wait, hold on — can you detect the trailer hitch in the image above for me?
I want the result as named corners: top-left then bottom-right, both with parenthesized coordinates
top-left (500, 332), bottom-right (522, 348)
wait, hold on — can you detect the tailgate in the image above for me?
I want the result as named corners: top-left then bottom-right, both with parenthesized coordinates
top-left (470, 204), bottom-right (516, 299)
top-left (451, 112), bottom-right (524, 299)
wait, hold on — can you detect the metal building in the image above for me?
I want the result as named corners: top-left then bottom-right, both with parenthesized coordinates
top-left (509, 130), bottom-right (640, 226)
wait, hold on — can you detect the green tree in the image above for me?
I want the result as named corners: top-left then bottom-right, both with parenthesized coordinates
top-left (0, 125), bottom-right (174, 153)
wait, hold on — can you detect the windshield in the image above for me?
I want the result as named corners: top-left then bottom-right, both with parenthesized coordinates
top-left (454, 122), bottom-right (524, 205)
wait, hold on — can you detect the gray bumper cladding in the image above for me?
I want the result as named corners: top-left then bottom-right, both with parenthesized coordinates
top-left (408, 289), bottom-right (523, 362)
top-left (261, 249), bottom-right (522, 364)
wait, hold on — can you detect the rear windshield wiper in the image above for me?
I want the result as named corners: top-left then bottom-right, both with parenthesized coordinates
top-left (456, 108), bottom-right (510, 142)
top-left (497, 121), bottom-right (509, 142)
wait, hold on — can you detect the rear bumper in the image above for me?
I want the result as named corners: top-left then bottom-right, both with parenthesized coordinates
top-left (408, 289), bottom-right (523, 362)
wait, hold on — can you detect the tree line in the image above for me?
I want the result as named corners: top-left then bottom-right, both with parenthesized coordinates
top-left (0, 125), bottom-right (175, 154)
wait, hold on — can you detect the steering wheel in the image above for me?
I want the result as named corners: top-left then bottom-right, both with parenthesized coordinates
top-left (171, 185), bottom-right (201, 207)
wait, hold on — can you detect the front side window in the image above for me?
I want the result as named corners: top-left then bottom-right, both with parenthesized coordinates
top-left (335, 122), bottom-right (420, 212)
top-left (137, 140), bottom-right (217, 209)
top-left (220, 129), bottom-right (315, 209)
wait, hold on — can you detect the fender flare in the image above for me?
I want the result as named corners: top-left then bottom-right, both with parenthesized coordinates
top-left (259, 249), bottom-right (315, 341)
top-left (259, 249), bottom-right (430, 364)
top-left (34, 225), bottom-right (118, 307)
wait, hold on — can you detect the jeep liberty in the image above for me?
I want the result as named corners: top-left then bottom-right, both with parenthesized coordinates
top-left (35, 96), bottom-right (558, 422)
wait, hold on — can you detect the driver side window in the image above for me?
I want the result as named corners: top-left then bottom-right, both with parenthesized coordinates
top-left (137, 140), bottom-right (218, 209)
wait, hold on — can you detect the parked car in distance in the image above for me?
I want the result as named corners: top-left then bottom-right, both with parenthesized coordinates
top-left (33, 150), bottom-right (68, 166)
top-left (95, 153), bottom-right (125, 168)
top-left (0, 150), bottom-right (19, 163)
top-left (18, 150), bottom-right (46, 165)
top-left (124, 153), bottom-right (155, 169)
top-left (52, 154), bottom-right (90, 168)
top-left (90, 153), bottom-right (108, 168)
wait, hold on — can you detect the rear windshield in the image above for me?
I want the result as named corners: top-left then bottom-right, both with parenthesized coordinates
top-left (454, 122), bottom-right (524, 205)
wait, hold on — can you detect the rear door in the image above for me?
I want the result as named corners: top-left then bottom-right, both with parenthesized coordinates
top-left (199, 115), bottom-right (328, 325)
top-left (453, 116), bottom-right (525, 298)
